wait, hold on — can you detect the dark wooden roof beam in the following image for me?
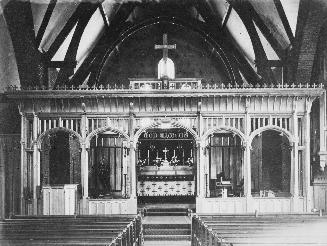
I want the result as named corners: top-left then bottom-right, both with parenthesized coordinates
top-left (99, 3), bottom-right (110, 31)
top-left (35, 0), bottom-right (57, 47)
top-left (273, 0), bottom-right (295, 45)
top-left (46, 3), bottom-right (88, 59)
top-left (221, 4), bottom-right (232, 30)
top-left (48, 60), bottom-right (77, 68)
top-left (248, 4), bottom-right (286, 60)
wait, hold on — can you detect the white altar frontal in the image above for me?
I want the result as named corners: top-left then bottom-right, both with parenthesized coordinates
top-left (5, 33), bottom-right (327, 215)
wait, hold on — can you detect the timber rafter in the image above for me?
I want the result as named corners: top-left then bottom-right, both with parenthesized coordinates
top-left (69, 2), bottom-right (136, 87)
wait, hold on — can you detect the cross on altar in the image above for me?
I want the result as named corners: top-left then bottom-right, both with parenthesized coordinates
top-left (162, 147), bottom-right (169, 161)
top-left (155, 33), bottom-right (176, 78)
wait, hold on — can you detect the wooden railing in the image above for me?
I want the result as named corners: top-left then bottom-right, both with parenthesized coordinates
top-left (5, 82), bottom-right (324, 92)
top-left (109, 214), bottom-right (143, 246)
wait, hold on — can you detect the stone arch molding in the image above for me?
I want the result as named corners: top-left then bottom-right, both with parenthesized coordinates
top-left (85, 126), bottom-right (130, 149)
top-left (249, 125), bottom-right (294, 145)
top-left (201, 126), bottom-right (247, 145)
top-left (133, 119), bottom-right (199, 148)
top-left (36, 127), bottom-right (83, 149)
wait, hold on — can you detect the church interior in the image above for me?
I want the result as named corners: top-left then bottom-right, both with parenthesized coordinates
top-left (1, 0), bottom-right (327, 245)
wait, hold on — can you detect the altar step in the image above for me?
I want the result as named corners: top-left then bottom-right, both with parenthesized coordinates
top-left (144, 207), bottom-right (189, 216)
top-left (143, 223), bottom-right (191, 241)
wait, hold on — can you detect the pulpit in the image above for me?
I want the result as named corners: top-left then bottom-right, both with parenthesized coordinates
top-left (42, 184), bottom-right (78, 215)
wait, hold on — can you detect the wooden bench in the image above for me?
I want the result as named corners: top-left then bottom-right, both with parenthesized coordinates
top-left (192, 213), bottom-right (327, 246)
top-left (0, 215), bottom-right (143, 246)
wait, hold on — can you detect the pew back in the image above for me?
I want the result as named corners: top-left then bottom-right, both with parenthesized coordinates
top-left (192, 213), bottom-right (327, 246)
top-left (0, 215), bottom-right (143, 246)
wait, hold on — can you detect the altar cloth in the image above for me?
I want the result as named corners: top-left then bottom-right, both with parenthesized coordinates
top-left (137, 180), bottom-right (195, 196)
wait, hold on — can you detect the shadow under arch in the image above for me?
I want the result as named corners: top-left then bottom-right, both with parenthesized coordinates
top-left (133, 119), bottom-right (198, 147)
top-left (201, 126), bottom-right (246, 145)
top-left (87, 126), bottom-right (130, 199)
top-left (249, 125), bottom-right (294, 145)
top-left (38, 127), bottom-right (82, 186)
top-left (86, 126), bottom-right (130, 148)
top-left (37, 127), bottom-right (82, 149)
top-left (249, 126), bottom-right (293, 198)
top-left (203, 126), bottom-right (246, 198)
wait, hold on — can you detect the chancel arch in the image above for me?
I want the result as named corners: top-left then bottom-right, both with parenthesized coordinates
top-left (250, 129), bottom-right (292, 198)
top-left (134, 120), bottom-right (198, 204)
top-left (249, 125), bottom-right (294, 145)
top-left (133, 119), bottom-right (199, 147)
top-left (37, 127), bottom-right (83, 150)
top-left (86, 126), bottom-right (130, 149)
top-left (202, 127), bottom-right (245, 198)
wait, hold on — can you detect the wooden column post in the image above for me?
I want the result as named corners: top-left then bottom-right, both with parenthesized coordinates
top-left (32, 113), bottom-right (39, 215)
top-left (130, 143), bottom-right (136, 198)
top-left (244, 143), bottom-right (251, 197)
top-left (197, 100), bottom-right (203, 198)
top-left (244, 98), bottom-right (252, 197)
top-left (291, 98), bottom-right (299, 199)
top-left (19, 110), bottom-right (26, 215)
top-left (80, 113), bottom-right (88, 199)
top-left (122, 141), bottom-right (128, 198)
top-left (129, 102), bottom-right (136, 198)
top-left (197, 141), bottom-right (205, 198)
top-left (319, 91), bottom-right (327, 171)
top-left (304, 97), bottom-right (313, 212)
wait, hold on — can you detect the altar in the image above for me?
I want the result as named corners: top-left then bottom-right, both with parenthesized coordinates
top-left (136, 128), bottom-right (196, 198)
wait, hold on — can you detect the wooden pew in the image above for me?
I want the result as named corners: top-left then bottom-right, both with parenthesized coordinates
top-left (191, 213), bottom-right (327, 246)
top-left (0, 215), bottom-right (143, 246)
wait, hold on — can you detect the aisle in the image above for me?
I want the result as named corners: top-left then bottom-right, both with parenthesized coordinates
top-left (142, 208), bottom-right (191, 246)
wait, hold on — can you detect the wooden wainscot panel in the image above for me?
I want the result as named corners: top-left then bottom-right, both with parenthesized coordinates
top-left (313, 174), bottom-right (327, 212)
top-left (196, 197), bottom-right (301, 214)
top-left (196, 197), bottom-right (246, 214)
top-left (87, 198), bottom-right (137, 215)
top-left (252, 198), bottom-right (292, 213)
top-left (42, 184), bottom-right (78, 215)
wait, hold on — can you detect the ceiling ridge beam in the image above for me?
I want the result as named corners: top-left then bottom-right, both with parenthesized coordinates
top-left (35, 0), bottom-right (57, 47)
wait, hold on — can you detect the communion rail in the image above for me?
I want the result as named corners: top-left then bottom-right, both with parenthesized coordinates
top-left (191, 213), bottom-right (327, 246)
top-left (0, 214), bottom-right (143, 246)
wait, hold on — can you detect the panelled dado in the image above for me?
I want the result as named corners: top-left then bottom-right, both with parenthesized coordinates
top-left (5, 82), bottom-right (327, 215)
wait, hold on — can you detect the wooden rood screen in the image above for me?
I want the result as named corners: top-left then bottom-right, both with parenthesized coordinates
top-left (191, 213), bottom-right (327, 246)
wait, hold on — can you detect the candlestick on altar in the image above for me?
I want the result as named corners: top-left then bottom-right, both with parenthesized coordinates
top-left (163, 147), bottom-right (169, 161)
top-left (191, 149), bottom-right (193, 157)
top-left (173, 150), bottom-right (176, 157)
top-left (147, 149), bottom-right (150, 165)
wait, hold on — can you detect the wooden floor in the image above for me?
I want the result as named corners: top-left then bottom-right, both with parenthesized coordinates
top-left (142, 208), bottom-right (192, 246)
